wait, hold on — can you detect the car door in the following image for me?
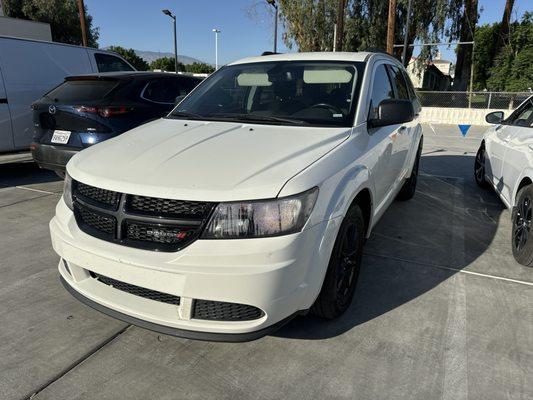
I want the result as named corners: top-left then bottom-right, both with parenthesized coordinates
top-left (0, 65), bottom-right (14, 151)
top-left (366, 63), bottom-right (403, 208)
top-left (486, 103), bottom-right (532, 188)
top-left (499, 100), bottom-right (533, 205)
top-left (387, 64), bottom-right (419, 183)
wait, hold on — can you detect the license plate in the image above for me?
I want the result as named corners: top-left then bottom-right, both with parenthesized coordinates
top-left (51, 130), bottom-right (71, 144)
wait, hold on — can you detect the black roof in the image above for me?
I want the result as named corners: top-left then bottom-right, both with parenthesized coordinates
top-left (65, 71), bottom-right (202, 81)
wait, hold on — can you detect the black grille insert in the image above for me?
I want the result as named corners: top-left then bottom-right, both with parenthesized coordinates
top-left (74, 202), bottom-right (116, 236)
top-left (72, 181), bottom-right (215, 252)
top-left (126, 222), bottom-right (196, 245)
top-left (76, 182), bottom-right (119, 209)
top-left (193, 300), bottom-right (264, 321)
top-left (127, 195), bottom-right (214, 219)
top-left (91, 272), bottom-right (180, 305)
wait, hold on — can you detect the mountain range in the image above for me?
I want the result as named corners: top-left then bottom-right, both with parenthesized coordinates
top-left (103, 47), bottom-right (208, 65)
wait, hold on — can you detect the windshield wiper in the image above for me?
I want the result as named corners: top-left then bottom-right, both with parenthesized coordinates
top-left (210, 113), bottom-right (308, 125)
top-left (168, 111), bottom-right (205, 120)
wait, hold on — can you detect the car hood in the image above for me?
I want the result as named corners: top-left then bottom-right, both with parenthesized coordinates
top-left (68, 118), bottom-right (351, 201)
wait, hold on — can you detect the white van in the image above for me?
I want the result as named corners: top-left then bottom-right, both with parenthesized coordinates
top-left (0, 36), bottom-right (135, 154)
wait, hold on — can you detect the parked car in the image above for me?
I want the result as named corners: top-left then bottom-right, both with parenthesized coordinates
top-left (475, 95), bottom-right (533, 266)
top-left (50, 52), bottom-right (423, 341)
top-left (0, 35), bottom-right (135, 156)
top-left (31, 72), bottom-right (202, 176)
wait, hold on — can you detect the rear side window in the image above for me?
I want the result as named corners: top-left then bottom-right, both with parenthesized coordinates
top-left (141, 78), bottom-right (198, 104)
top-left (44, 80), bottom-right (118, 102)
top-left (368, 64), bottom-right (394, 120)
top-left (388, 65), bottom-right (410, 100)
top-left (95, 53), bottom-right (134, 72)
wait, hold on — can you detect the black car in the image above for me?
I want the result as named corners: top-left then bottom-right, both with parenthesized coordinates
top-left (31, 72), bottom-right (202, 176)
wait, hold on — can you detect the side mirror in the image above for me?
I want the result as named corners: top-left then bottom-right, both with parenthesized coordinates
top-left (485, 111), bottom-right (504, 124)
top-left (369, 99), bottom-right (414, 128)
top-left (174, 94), bottom-right (186, 105)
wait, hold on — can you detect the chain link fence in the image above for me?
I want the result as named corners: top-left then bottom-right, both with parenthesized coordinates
top-left (416, 91), bottom-right (531, 109)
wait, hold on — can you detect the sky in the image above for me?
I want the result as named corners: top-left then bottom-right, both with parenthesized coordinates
top-left (86, 0), bottom-right (532, 66)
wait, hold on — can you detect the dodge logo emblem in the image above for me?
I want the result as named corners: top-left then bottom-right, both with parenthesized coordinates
top-left (48, 105), bottom-right (56, 114)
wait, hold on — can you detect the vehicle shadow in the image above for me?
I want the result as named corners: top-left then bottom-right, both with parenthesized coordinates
top-left (0, 162), bottom-right (60, 188)
top-left (274, 153), bottom-right (506, 340)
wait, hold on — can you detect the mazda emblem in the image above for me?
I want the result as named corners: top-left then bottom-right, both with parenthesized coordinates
top-left (48, 105), bottom-right (56, 114)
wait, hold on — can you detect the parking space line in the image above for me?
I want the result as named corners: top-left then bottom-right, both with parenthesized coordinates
top-left (27, 325), bottom-right (131, 399)
top-left (15, 185), bottom-right (56, 195)
top-left (365, 252), bottom-right (533, 287)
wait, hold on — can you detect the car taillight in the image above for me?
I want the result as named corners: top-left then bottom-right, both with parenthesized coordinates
top-left (75, 105), bottom-right (132, 117)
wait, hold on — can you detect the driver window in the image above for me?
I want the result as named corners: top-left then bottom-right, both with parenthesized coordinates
top-left (368, 64), bottom-right (394, 120)
top-left (509, 101), bottom-right (533, 127)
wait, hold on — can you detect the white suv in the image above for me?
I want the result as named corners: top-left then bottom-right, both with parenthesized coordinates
top-left (50, 52), bottom-right (423, 341)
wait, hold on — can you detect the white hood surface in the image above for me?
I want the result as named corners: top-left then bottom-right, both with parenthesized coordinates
top-left (68, 118), bottom-right (351, 201)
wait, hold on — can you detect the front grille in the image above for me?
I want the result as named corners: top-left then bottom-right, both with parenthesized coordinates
top-left (127, 195), bottom-right (213, 219)
top-left (91, 272), bottom-right (180, 305)
top-left (72, 181), bottom-right (215, 252)
top-left (193, 300), bottom-right (264, 321)
top-left (76, 182), bottom-right (119, 208)
top-left (74, 202), bottom-right (116, 235)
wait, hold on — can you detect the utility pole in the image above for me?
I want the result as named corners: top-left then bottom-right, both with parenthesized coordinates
top-left (401, 0), bottom-right (413, 65)
top-left (335, 0), bottom-right (346, 51)
top-left (386, 0), bottom-right (396, 55)
top-left (77, 0), bottom-right (88, 47)
top-left (266, 0), bottom-right (278, 53)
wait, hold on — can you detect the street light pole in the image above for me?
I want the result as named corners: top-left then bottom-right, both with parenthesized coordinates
top-left (212, 29), bottom-right (221, 69)
top-left (162, 9), bottom-right (178, 72)
top-left (266, 0), bottom-right (278, 53)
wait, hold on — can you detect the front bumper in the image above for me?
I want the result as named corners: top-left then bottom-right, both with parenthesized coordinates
top-left (31, 142), bottom-right (79, 171)
top-left (50, 198), bottom-right (340, 341)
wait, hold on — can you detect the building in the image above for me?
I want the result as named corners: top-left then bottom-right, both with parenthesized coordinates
top-left (406, 52), bottom-right (453, 91)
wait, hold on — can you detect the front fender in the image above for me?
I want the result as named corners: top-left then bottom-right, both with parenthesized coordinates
top-left (511, 168), bottom-right (533, 207)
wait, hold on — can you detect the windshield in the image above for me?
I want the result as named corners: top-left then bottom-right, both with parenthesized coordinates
top-left (169, 61), bottom-right (364, 127)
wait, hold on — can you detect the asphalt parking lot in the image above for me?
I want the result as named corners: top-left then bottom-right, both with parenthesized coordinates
top-left (1, 124), bottom-right (531, 400)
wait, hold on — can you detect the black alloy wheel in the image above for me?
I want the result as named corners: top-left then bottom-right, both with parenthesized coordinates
top-left (311, 204), bottom-right (365, 319)
top-left (474, 145), bottom-right (489, 188)
top-left (512, 185), bottom-right (533, 267)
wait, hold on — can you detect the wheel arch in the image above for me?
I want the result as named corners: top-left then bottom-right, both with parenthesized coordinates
top-left (514, 175), bottom-right (533, 206)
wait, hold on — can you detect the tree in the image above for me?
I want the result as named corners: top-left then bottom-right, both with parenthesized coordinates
top-left (107, 46), bottom-right (149, 71)
top-left (472, 23), bottom-right (499, 90)
top-left (150, 57), bottom-right (185, 72)
top-left (451, 0), bottom-right (478, 90)
top-left (277, 0), bottom-right (459, 65)
top-left (3, 0), bottom-right (99, 47)
top-left (486, 12), bottom-right (533, 91)
top-left (184, 62), bottom-right (215, 74)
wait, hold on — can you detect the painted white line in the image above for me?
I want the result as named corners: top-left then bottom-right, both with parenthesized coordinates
top-left (441, 180), bottom-right (468, 400)
top-left (15, 186), bottom-right (56, 195)
top-left (365, 253), bottom-right (533, 287)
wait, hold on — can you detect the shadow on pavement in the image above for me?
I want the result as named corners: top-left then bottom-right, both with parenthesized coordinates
top-left (275, 153), bottom-right (506, 340)
top-left (0, 162), bottom-right (60, 188)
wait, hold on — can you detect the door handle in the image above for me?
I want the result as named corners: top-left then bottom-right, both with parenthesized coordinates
top-left (398, 126), bottom-right (407, 133)
top-left (528, 144), bottom-right (533, 152)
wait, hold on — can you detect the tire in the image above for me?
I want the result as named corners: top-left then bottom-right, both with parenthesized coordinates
top-left (311, 203), bottom-right (366, 319)
top-left (474, 145), bottom-right (489, 188)
top-left (512, 185), bottom-right (533, 267)
top-left (397, 142), bottom-right (422, 201)
top-left (55, 170), bottom-right (66, 179)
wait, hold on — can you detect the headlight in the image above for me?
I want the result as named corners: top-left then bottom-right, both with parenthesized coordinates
top-left (63, 172), bottom-right (73, 210)
top-left (202, 187), bottom-right (318, 239)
